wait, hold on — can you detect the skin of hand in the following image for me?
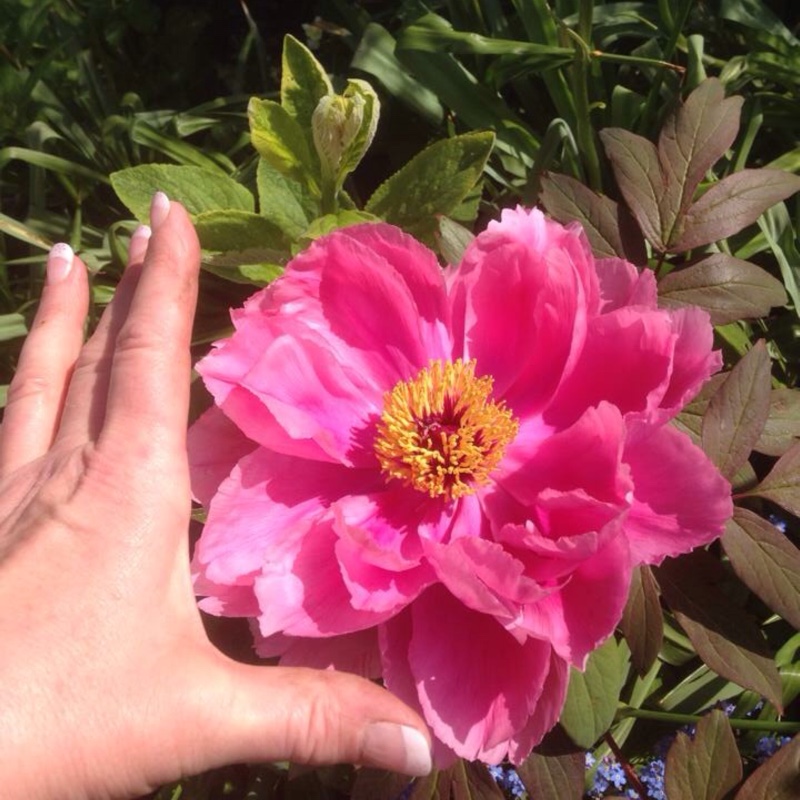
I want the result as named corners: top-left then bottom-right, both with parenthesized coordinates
top-left (0, 194), bottom-right (432, 800)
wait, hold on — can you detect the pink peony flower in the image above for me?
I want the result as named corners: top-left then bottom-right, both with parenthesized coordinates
top-left (189, 207), bottom-right (732, 763)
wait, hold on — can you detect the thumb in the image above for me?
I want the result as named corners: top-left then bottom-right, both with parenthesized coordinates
top-left (178, 653), bottom-right (433, 778)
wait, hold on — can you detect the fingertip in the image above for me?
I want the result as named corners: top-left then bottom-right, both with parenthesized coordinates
top-left (128, 225), bottom-right (152, 266)
top-left (150, 191), bottom-right (171, 231)
top-left (46, 242), bottom-right (74, 285)
top-left (362, 722), bottom-right (433, 776)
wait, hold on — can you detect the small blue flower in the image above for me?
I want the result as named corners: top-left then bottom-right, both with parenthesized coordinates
top-left (768, 513), bottom-right (788, 533)
top-left (486, 763), bottom-right (526, 799)
top-left (755, 734), bottom-right (791, 762)
top-left (639, 758), bottom-right (667, 800)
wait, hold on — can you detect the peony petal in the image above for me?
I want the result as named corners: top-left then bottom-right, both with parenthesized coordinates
top-left (255, 517), bottom-right (397, 637)
top-left (187, 406), bottom-right (257, 506)
top-left (193, 448), bottom-right (378, 586)
top-left (546, 307), bottom-right (676, 427)
top-left (623, 424), bottom-right (732, 564)
top-left (404, 586), bottom-right (556, 761)
top-left (254, 628), bottom-right (384, 679)
top-left (449, 209), bottom-right (602, 417)
top-left (596, 257), bottom-right (657, 312)
top-left (519, 530), bottom-right (632, 665)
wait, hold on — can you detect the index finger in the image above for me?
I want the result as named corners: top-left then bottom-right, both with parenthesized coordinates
top-left (99, 195), bottom-right (200, 455)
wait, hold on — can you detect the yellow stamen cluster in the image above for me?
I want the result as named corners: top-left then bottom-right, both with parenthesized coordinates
top-left (374, 359), bottom-right (519, 500)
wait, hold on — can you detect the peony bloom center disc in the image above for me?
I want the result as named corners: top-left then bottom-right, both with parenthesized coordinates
top-left (374, 358), bottom-right (519, 500)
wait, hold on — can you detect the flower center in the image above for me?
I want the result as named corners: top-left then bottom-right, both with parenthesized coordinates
top-left (374, 359), bottom-right (519, 500)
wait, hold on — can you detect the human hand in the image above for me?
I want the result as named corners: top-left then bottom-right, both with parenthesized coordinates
top-left (0, 194), bottom-right (432, 800)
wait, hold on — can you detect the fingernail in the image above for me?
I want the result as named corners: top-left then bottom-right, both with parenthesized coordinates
top-left (128, 224), bottom-right (152, 264)
top-left (47, 242), bottom-right (74, 284)
top-left (150, 191), bottom-right (170, 230)
top-left (362, 723), bottom-right (432, 777)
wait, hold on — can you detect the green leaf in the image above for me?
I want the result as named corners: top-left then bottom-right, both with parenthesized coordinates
top-left (701, 340), bottom-right (771, 480)
top-left (0, 145), bottom-right (111, 185)
top-left (451, 760), bottom-right (506, 800)
top-left (248, 97), bottom-right (319, 191)
top-left (351, 24), bottom-right (444, 124)
top-left (300, 211), bottom-right (380, 244)
top-left (735, 734), bottom-right (800, 799)
top-left (657, 254), bottom-right (787, 325)
top-left (193, 209), bottom-right (289, 252)
top-left (111, 165), bottom-right (254, 222)
top-left (517, 727), bottom-right (585, 800)
top-left (664, 709), bottom-right (742, 800)
top-left (756, 388), bottom-right (800, 457)
top-left (723, 508), bottom-right (800, 630)
top-left (435, 216), bottom-right (475, 266)
top-left (280, 34), bottom-right (332, 134)
top-left (744, 440), bottom-right (800, 517)
top-left (672, 374), bottom-right (728, 446)
top-left (539, 172), bottom-right (646, 263)
top-left (560, 636), bottom-right (629, 748)
top-left (0, 312), bottom-right (28, 342)
top-left (676, 170), bottom-right (800, 251)
top-left (599, 128), bottom-right (666, 251)
top-left (658, 79), bottom-right (744, 245)
top-left (256, 158), bottom-right (317, 238)
top-left (619, 565), bottom-right (664, 677)
top-left (365, 132), bottom-right (494, 238)
top-left (0, 212), bottom-right (53, 249)
top-left (654, 551), bottom-right (784, 711)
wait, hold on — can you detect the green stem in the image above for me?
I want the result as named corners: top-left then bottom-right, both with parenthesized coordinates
top-left (618, 707), bottom-right (800, 734)
top-left (569, 1), bottom-right (601, 190)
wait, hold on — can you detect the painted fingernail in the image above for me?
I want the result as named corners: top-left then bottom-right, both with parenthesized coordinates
top-left (150, 191), bottom-right (171, 230)
top-left (362, 723), bottom-right (432, 776)
top-left (128, 224), bottom-right (152, 264)
top-left (47, 242), bottom-right (74, 284)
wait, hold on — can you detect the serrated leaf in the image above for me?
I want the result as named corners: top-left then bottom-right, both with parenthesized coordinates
top-left (539, 171), bottom-right (646, 263)
top-left (755, 388), bottom-right (800, 456)
top-left (299, 211), bottom-right (380, 245)
top-left (664, 709), bottom-right (742, 800)
top-left (559, 636), bottom-right (629, 748)
top-left (654, 551), bottom-right (783, 710)
top-left (658, 254), bottom-right (787, 324)
top-left (735, 734), bottom-right (800, 799)
top-left (111, 164), bottom-right (254, 222)
top-left (351, 768), bottom-right (412, 800)
top-left (599, 128), bottom-right (666, 251)
top-left (701, 340), bottom-right (771, 479)
top-left (281, 34), bottom-right (332, 133)
top-left (620, 565), bottom-right (664, 676)
top-left (676, 169), bottom-right (800, 251)
top-left (517, 727), bottom-right (585, 800)
top-left (248, 97), bottom-right (319, 191)
top-left (451, 760), bottom-right (505, 800)
top-left (745, 440), bottom-right (800, 517)
top-left (435, 216), bottom-right (474, 266)
top-left (723, 508), bottom-right (800, 629)
top-left (193, 209), bottom-right (289, 252)
top-left (658, 79), bottom-right (744, 247)
top-left (365, 132), bottom-right (494, 238)
top-left (672, 374), bottom-right (728, 445)
top-left (256, 158), bottom-right (317, 238)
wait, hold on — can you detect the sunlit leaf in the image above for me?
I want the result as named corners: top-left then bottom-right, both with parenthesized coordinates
top-left (701, 340), bottom-right (771, 479)
top-left (365, 132), bottom-right (494, 238)
top-left (676, 169), bottom-right (800, 251)
top-left (723, 508), bottom-right (800, 629)
top-left (256, 158), bottom-right (317, 238)
top-left (111, 164), bottom-right (255, 222)
top-left (193, 209), bottom-right (289, 252)
top-left (658, 78), bottom-right (743, 246)
top-left (755, 388), bottom-right (800, 457)
top-left (0, 313), bottom-right (28, 342)
top-left (560, 636), bottom-right (629, 748)
top-left (248, 97), bottom-right (319, 191)
top-left (599, 128), bottom-right (665, 251)
top-left (664, 709), bottom-right (742, 800)
top-left (744, 440), bottom-right (800, 517)
top-left (517, 727), bottom-right (585, 800)
top-left (672, 374), bottom-right (727, 445)
top-left (735, 734), bottom-right (800, 799)
top-left (281, 34), bottom-right (332, 135)
top-left (619, 565), bottom-right (664, 676)
top-left (658, 254), bottom-right (787, 324)
top-left (435, 216), bottom-right (474, 266)
top-left (539, 171), bottom-right (646, 263)
top-left (654, 551), bottom-right (783, 710)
